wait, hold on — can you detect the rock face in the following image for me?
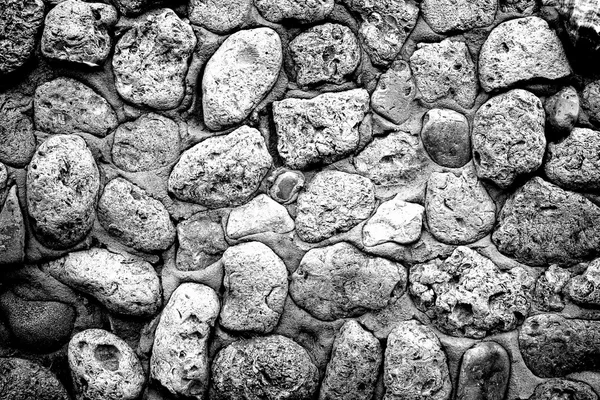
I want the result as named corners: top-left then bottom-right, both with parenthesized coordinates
top-left (421, 108), bottom-right (471, 168)
top-left (168, 126), bottom-right (272, 208)
top-left (274, 89), bottom-right (370, 169)
top-left (211, 335), bottom-right (319, 400)
top-left (27, 135), bottom-right (99, 249)
top-left (0, 357), bottom-right (69, 400)
top-left (34, 77), bottom-right (118, 137)
top-left (189, 0), bottom-right (252, 33)
top-left (290, 242), bottom-right (406, 320)
top-left (409, 246), bottom-right (534, 338)
top-left (176, 213), bottom-right (228, 271)
top-left (113, 9), bottom-right (196, 109)
top-left (545, 86), bottom-right (579, 136)
top-left (384, 320), bottom-right (452, 400)
top-left (455, 342), bottom-right (510, 400)
top-left (362, 195), bottom-right (424, 247)
top-left (202, 28), bottom-right (282, 130)
top-left (479, 17), bottom-right (571, 91)
top-left (226, 194), bottom-right (294, 239)
top-left (371, 60), bottom-right (416, 125)
top-left (0, 186), bottom-right (25, 264)
top-left (295, 170), bottom-right (375, 243)
top-left (255, 0), bottom-right (334, 22)
top-left (151, 283), bottom-right (220, 399)
top-left (493, 177), bottom-right (600, 266)
top-left (421, 0), bottom-right (497, 33)
top-left (566, 258), bottom-right (600, 307)
top-left (529, 379), bottom-right (599, 400)
top-left (471, 89), bottom-right (546, 188)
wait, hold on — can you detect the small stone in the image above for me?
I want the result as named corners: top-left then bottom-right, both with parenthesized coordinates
top-left (27, 135), bottom-right (99, 249)
top-left (0, 98), bottom-right (37, 167)
top-left (0, 357), bottom-right (69, 400)
top-left (566, 257), bottom-right (600, 307)
top-left (582, 80), bottom-right (600, 125)
top-left (529, 379), bottom-right (598, 400)
top-left (290, 242), bottom-right (407, 320)
top-left (422, 0), bottom-right (497, 33)
top-left (0, 163), bottom-right (6, 190)
top-left (220, 242), bottom-right (288, 333)
top-left (544, 86), bottom-right (579, 135)
top-left (113, 9), bottom-right (196, 110)
top-left (319, 320), bottom-right (382, 400)
top-left (268, 168), bottom-right (305, 204)
top-left (189, 0), bottom-right (252, 33)
top-left (69, 329), bottom-right (145, 400)
top-left (362, 195), bottom-right (424, 247)
top-left (384, 320), bottom-right (452, 400)
top-left (41, 0), bottom-right (117, 66)
top-left (112, 113), bottom-right (180, 172)
top-left (493, 177), bottom-right (600, 266)
top-left (203, 27), bottom-right (282, 130)
top-left (34, 77), bottom-right (118, 137)
top-left (45, 248), bottom-right (161, 316)
top-left (151, 283), bottom-right (219, 399)
top-left (371, 60), bottom-right (416, 125)
top-left (410, 39), bottom-right (478, 108)
top-left (500, 0), bottom-right (537, 14)
top-left (0, 186), bottom-right (25, 264)
top-left (176, 213), bottom-right (228, 271)
top-left (168, 125), bottom-right (272, 208)
top-left (472, 89), bottom-right (546, 188)
top-left (110, 0), bottom-right (156, 15)
top-left (274, 89), bottom-right (369, 169)
top-left (519, 314), bottom-right (600, 377)
top-left (97, 178), bottom-right (176, 252)
top-left (534, 265), bottom-right (571, 312)
top-left (456, 342), bottom-right (510, 400)
top-left (421, 108), bottom-right (471, 168)
top-left (211, 335), bottom-right (319, 400)
top-left (409, 246), bottom-right (534, 338)
top-left (226, 194), bottom-right (294, 239)
top-left (255, 0), bottom-right (334, 22)
top-left (479, 17), bottom-right (571, 92)
top-left (295, 170), bottom-right (375, 243)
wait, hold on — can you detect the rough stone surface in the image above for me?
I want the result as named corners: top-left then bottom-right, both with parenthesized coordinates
top-left (111, 0), bottom-right (157, 15)
top-left (371, 60), bottom-right (416, 125)
top-left (582, 80), bottom-right (600, 125)
top-left (422, 0), bottom-right (497, 33)
top-left (362, 195), bottom-right (423, 247)
top-left (545, 86), bottom-right (579, 135)
top-left (566, 257), bottom-right (600, 307)
top-left (555, 0), bottom-right (600, 56)
top-left (421, 108), bottom-right (471, 168)
top-left (455, 342), bottom-right (510, 400)
top-left (189, 0), bottom-right (252, 33)
top-left (0, 95), bottom-right (37, 167)
top-left (268, 168), bottom-right (305, 204)
top-left (0, 186), bottom-right (25, 264)
top-left (226, 194), bottom-right (294, 239)
top-left (534, 265), bottom-right (571, 312)
top-left (176, 213), bottom-right (228, 271)
top-left (529, 379), bottom-right (599, 400)
top-left (0, 357), bottom-right (69, 400)
top-left (255, 0), bottom-right (334, 22)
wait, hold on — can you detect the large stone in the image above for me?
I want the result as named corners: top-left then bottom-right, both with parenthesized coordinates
top-left (168, 125), bottom-right (272, 208)
top-left (362, 195), bottom-right (423, 247)
top-left (472, 89), bottom-right (546, 188)
top-left (27, 135), bottom-right (99, 249)
top-left (189, 0), bottom-right (252, 33)
top-left (226, 194), bottom-right (294, 239)
top-left (479, 17), bottom-right (571, 91)
top-left (409, 246), bottom-right (534, 338)
top-left (371, 60), bottom-right (416, 125)
top-left (529, 379), bottom-right (599, 400)
top-left (566, 257), bottom-right (600, 307)
top-left (203, 28), bottom-right (282, 130)
top-left (274, 89), bottom-right (369, 169)
top-left (493, 177), bottom-right (600, 266)
top-left (421, 0), bottom-right (497, 33)
top-left (544, 86), bottom-right (579, 136)
top-left (295, 170), bottom-right (375, 243)
top-left (113, 9), bottom-right (196, 109)
top-left (256, 0), bottom-right (334, 22)
top-left (0, 186), bottom-right (25, 264)
top-left (421, 108), bottom-right (471, 168)
top-left (0, 95), bottom-right (37, 167)
top-left (456, 342), bottom-right (510, 400)
top-left (176, 213), bottom-right (228, 271)
top-left (0, 357), bottom-right (69, 400)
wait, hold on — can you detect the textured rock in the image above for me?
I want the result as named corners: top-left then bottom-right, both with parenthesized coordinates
top-left (113, 9), bottom-right (196, 109)
top-left (151, 283), bottom-right (219, 399)
top-left (97, 178), bottom-right (176, 252)
top-left (255, 0), bottom-right (334, 22)
top-left (295, 170), bottom-right (375, 243)
top-left (111, 0), bottom-right (157, 15)
top-left (410, 39), bottom-right (478, 108)
top-left (27, 135), bottom-right (99, 249)
top-left (0, 97), bottom-right (37, 167)
top-left (421, 108), bottom-right (471, 168)
top-left (410, 246), bottom-right (534, 338)
top-left (34, 77), bottom-right (118, 137)
top-left (274, 89), bottom-right (369, 169)
top-left (472, 89), bottom-right (546, 188)
top-left (168, 125), bottom-right (272, 208)
top-left (290, 242), bottom-right (406, 320)
top-left (189, 0), bottom-right (252, 33)
top-left (0, 357), bottom-right (69, 400)
top-left (545, 86), bottom-right (579, 135)
top-left (226, 194), bottom-right (294, 239)
top-left (362, 195), bottom-right (424, 247)
top-left (69, 329), bottom-right (145, 400)
top-left (176, 213), bottom-right (228, 271)
top-left (371, 60), bottom-right (416, 125)
top-left (456, 342), bottom-right (510, 400)
top-left (534, 265), bottom-right (571, 311)
top-left (0, 186), bottom-right (25, 264)
top-left (203, 28), bottom-right (282, 130)
top-left (566, 257), bottom-right (600, 307)
top-left (268, 168), bottom-right (305, 204)
top-left (422, 0), bottom-right (497, 33)
top-left (557, 0), bottom-right (600, 56)
top-left (479, 17), bottom-right (571, 91)
top-left (493, 177), bottom-right (600, 266)
top-left (211, 335), bottom-right (319, 400)
top-left (500, 0), bottom-right (537, 14)
top-left (384, 320), bottom-right (452, 400)
top-left (582, 80), bottom-right (600, 125)
top-left (529, 379), bottom-right (599, 400)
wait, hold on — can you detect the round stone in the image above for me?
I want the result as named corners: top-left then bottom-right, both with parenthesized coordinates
top-left (176, 213), bottom-right (228, 271)
top-left (0, 357), bottom-right (69, 400)
top-left (189, 0), bottom-right (252, 33)
top-left (544, 86), bottom-right (579, 136)
top-left (456, 342), bottom-right (510, 400)
top-left (529, 379), bottom-right (598, 400)
top-left (421, 108), bottom-right (471, 168)
top-left (362, 196), bottom-right (424, 247)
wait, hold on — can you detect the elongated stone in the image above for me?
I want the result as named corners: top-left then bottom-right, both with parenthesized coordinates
top-left (0, 186), bottom-right (25, 264)
top-left (456, 342), bottom-right (510, 400)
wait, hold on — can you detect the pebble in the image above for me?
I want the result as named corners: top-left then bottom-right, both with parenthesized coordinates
top-left (371, 60), bottom-right (416, 125)
top-left (176, 212), bottom-right (228, 271)
top-left (421, 0), bottom-right (497, 33)
top-left (0, 186), bottom-right (25, 264)
top-left (421, 108), bottom-right (471, 168)
top-left (0, 357), bottom-right (69, 400)
top-left (255, 0), bottom-right (334, 22)
top-left (544, 86), bottom-right (579, 136)
top-left (268, 168), bottom-right (305, 204)
top-left (455, 342), bottom-right (510, 400)
top-left (362, 195), bottom-right (424, 247)
top-left (189, 0), bottom-right (252, 33)
top-left (226, 194), bottom-right (294, 239)
top-left (566, 257), bottom-right (600, 307)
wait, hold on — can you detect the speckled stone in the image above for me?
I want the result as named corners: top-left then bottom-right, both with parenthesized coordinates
top-left (0, 357), bottom-right (69, 400)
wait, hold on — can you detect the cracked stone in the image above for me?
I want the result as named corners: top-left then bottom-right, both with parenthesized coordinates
top-left (421, 108), bottom-right (471, 168)
top-left (226, 194), bottom-right (294, 239)
top-left (371, 60), bottom-right (416, 125)
top-left (362, 195), bottom-right (424, 247)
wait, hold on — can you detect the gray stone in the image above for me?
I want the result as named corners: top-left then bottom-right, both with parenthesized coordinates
top-left (0, 357), bottom-right (69, 400)
top-left (534, 265), bottom-right (571, 312)
top-left (545, 86), bottom-right (579, 135)
top-left (268, 168), bottom-right (305, 204)
top-left (529, 379), bottom-right (598, 400)
top-left (0, 95), bottom-right (37, 167)
top-left (226, 194), bottom-right (294, 239)
top-left (274, 89), bottom-right (369, 169)
top-left (255, 0), bottom-right (334, 22)
top-left (176, 213), bottom-right (228, 271)
top-left (500, 0), bottom-right (537, 14)
top-left (421, 108), bottom-right (471, 168)
top-left (189, 0), bottom-right (252, 33)
top-left (0, 186), bottom-right (25, 264)
top-left (111, 0), bottom-right (157, 15)
top-left (456, 342), bottom-right (510, 400)
top-left (582, 79), bottom-right (600, 125)
top-left (422, 0), bottom-right (496, 33)
top-left (566, 257), bottom-right (600, 307)
top-left (371, 60), bottom-right (416, 125)
top-left (362, 195), bottom-right (424, 247)
top-left (557, 0), bottom-right (600, 56)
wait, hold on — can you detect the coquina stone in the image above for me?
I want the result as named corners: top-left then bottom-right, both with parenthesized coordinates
top-left (0, 357), bottom-right (69, 400)
top-left (0, 186), bottom-right (25, 264)
top-left (545, 86), bottom-right (579, 135)
top-left (529, 379), bottom-right (599, 400)
top-left (27, 135), bottom-right (99, 249)
top-left (456, 342), bottom-right (510, 400)
top-left (534, 265), bottom-right (571, 312)
top-left (362, 195), bottom-right (424, 247)
top-left (371, 60), bottom-right (416, 125)
top-left (226, 194), bottom-right (294, 239)
top-left (421, 0), bottom-right (497, 33)
top-left (176, 213), bottom-right (228, 271)
top-left (0, 94), bottom-right (37, 167)
top-left (566, 257), bottom-right (600, 307)
top-left (421, 108), bottom-right (471, 168)
top-left (189, 0), bottom-right (252, 33)
top-left (256, 0), bottom-right (334, 22)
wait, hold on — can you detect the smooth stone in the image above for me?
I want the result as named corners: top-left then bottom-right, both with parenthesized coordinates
top-left (362, 195), bottom-right (424, 247)
top-left (268, 168), bottom-right (305, 204)
top-left (456, 342), bottom-right (510, 400)
top-left (421, 108), bottom-right (471, 168)
top-left (226, 194), bottom-right (294, 239)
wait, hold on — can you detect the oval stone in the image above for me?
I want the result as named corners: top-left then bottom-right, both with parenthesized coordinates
top-left (456, 342), bottom-right (510, 400)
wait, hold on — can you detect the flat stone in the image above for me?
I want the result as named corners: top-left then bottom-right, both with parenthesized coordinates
top-left (189, 0), bottom-right (252, 33)
top-left (176, 212), bottom-right (228, 271)
top-left (545, 86), bottom-right (579, 136)
top-left (472, 89), bottom-right (546, 188)
top-left (113, 9), bottom-right (196, 109)
top-left (529, 379), bottom-right (598, 400)
top-left (479, 17), bottom-right (571, 92)
top-left (566, 257), bottom-right (600, 307)
top-left (0, 186), bottom-right (25, 264)
top-left (255, 0), bottom-right (334, 22)
top-left (421, 108), bottom-right (471, 168)
top-left (0, 357), bottom-right (69, 400)
top-left (362, 195), bottom-right (424, 247)
top-left (203, 27), bottom-right (282, 130)
top-left (533, 265), bottom-right (571, 312)
top-left (582, 80), bottom-right (600, 125)
top-left (456, 342), bottom-right (510, 400)
top-left (168, 125), bottom-right (272, 208)
top-left (422, 0), bottom-right (496, 33)
top-left (226, 194), bottom-right (294, 239)
top-left (371, 60), bottom-right (416, 125)
top-left (274, 89), bottom-right (369, 169)
top-left (0, 96), bottom-right (37, 167)
top-left (268, 168), bottom-right (305, 204)
top-left (295, 170), bottom-right (375, 243)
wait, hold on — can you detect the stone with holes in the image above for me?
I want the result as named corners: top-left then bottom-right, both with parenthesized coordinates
top-left (111, 0), bottom-right (158, 15)
top-left (421, 108), bottom-right (471, 168)
top-left (176, 213), bottom-right (228, 271)
top-left (533, 265), bottom-right (571, 312)
top-left (566, 257), bottom-right (600, 307)
top-left (421, 0), bottom-right (497, 33)
top-left (371, 60), bottom-right (416, 125)
top-left (0, 357), bottom-right (69, 400)
top-left (189, 0), bottom-right (252, 33)
top-left (226, 194), bottom-right (294, 239)
top-left (456, 342), bottom-right (510, 400)
top-left (255, 0), bottom-right (334, 22)
top-left (362, 195), bottom-right (424, 247)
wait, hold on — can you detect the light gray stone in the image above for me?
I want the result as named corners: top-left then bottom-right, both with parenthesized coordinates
top-left (362, 195), bottom-right (424, 247)
top-left (189, 0), bottom-right (252, 33)
top-left (176, 213), bottom-right (228, 271)
top-left (566, 257), bottom-right (600, 307)
top-left (545, 86), bottom-right (579, 135)
top-left (533, 264), bottom-right (571, 312)
top-left (371, 60), bottom-right (416, 125)
top-left (529, 380), bottom-right (598, 400)
top-left (255, 0), bottom-right (334, 23)
top-left (226, 194), bottom-right (294, 239)
top-left (0, 95), bottom-right (37, 167)
top-left (421, 108), bottom-right (471, 168)
top-left (422, 0), bottom-right (497, 33)
top-left (582, 79), bottom-right (600, 125)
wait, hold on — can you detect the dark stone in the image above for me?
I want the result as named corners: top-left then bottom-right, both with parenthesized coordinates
top-left (456, 342), bottom-right (510, 400)
top-left (0, 357), bottom-right (69, 400)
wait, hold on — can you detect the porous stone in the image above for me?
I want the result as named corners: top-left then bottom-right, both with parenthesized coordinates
top-left (500, 0), bottom-right (536, 14)
top-left (582, 80), bottom-right (600, 125)
top-left (176, 213), bottom-right (228, 271)
top-left (220, 242), bottom-right (288, 333)
top-left (371, 59), bottom-right (416, 125)
top-left (422, 0), bottom-right (497, 33)
top-left (27, 135), bottom-right (99, 249)
top-left (566, 257), bottom-right (600, 307)
top-left (189, 0), bottom-right (252, 33)
top-left (0, 97), bottom-right (37, 167)
top-left (168, 125), bottom-right (272, 208)
top-left (384, 320), bottom-right (452, 400)
top-left (226, 194), bottom-right (294, 239)
top-left (69, 329), bottom-right (145, 400)
top-left (211, 335), bottom-right (319, 400)
top-left (151, 283), bottom-right (220, 399)
top-left (97, 178), bottom-right (176, 252)
top-left (455, 342), bottom-right (510, 400)
top-left (274, 89), bottom-right (369, 169)
top-left (290, 242), bottom-right (407, 320)
top-left (34, 77), bottom-right (118, 137)
top-left (0, 357), bottom-right (69, 400)
top-left (255, 0), bottom-right (334, 22)
top-left (410, 39), bottom-right (478, 108)
top-left (319, 320), bottom-right (382, 400)
top-left (421, 108), bottom-right (471, 168)
top-left (362, 195), bottom-right (424, 247)
top-left (113, 9), bottom-right (196, 109)
top-left (203, 28), bottom-right (282, 130)
top-left (0, 186), bottom-right (25, 264)
top-left (493, 177), bottom-right (600, 266)
top-left (529, 379), bottom-right (599, 400)
top-left (295, 170), bottom-right (375, 243)
top-left (534, 265), bottom-right (571, 312)
top-left (409, 246), bottom-right (534, 338)
top-left (111, 0), bottom-right (157, 15)
top-left (479, 17), bottom-right (571, 92)
top-left (544, 86), bottom-right (579, 135)
top-left (471, 89), bottom-right (546, 188)
top-left (268, 168), bottom-right (305, 204)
